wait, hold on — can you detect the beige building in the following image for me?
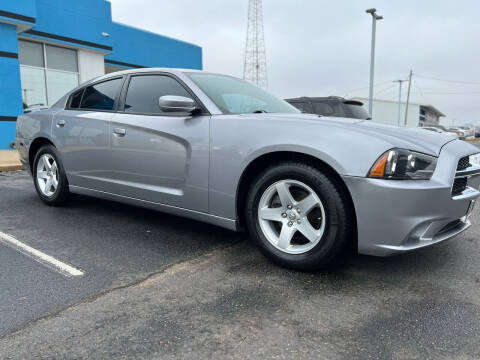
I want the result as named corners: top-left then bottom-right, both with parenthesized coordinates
top-left (354, 97), bottom-right (445, 127)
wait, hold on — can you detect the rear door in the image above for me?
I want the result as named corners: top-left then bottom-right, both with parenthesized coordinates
top-left (52, 77), bottom-right (123, 192)
top-left (109, 73), bottom-right (210, 212)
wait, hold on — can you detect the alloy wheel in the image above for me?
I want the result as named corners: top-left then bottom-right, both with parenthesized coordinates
top-left (36, 154), bottom-right (59, 197)
top-left (257, 179), bottom-right (326, 254)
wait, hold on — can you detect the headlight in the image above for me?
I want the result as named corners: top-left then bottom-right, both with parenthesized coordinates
top-left (368, 149), bottom-right (437, 180)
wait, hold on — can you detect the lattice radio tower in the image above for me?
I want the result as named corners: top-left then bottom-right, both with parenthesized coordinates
top-left (243, 0), bottom-right (268, 89)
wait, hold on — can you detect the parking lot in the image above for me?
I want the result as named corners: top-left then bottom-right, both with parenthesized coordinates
top-left (1, 167), bottom-right (480, 359)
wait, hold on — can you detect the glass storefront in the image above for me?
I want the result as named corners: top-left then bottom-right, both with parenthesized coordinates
top-left (18, 40), bottom-right (79, 109)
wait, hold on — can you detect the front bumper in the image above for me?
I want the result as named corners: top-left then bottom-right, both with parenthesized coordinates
top-left (344, 140), bottom-right (480, 256)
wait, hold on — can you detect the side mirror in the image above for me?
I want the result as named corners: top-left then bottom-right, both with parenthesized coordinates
top-left (158, 95), bottom-right (196, 113)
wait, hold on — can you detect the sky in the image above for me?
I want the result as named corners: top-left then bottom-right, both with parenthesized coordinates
top-left (110, 0), bottom-right (480, 126)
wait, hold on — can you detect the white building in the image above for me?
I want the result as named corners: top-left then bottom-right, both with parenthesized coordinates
top-left (353, 97), bottom-right (445, 127)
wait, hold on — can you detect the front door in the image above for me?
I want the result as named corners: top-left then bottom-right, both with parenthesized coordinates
top-left (109, 74), bottom-right (210, 213)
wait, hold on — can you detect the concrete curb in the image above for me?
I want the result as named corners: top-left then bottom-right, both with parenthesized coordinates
top-left (0, 150), bottom-right (23, 172)
top-left (0, 164), bottom-right (24, 172)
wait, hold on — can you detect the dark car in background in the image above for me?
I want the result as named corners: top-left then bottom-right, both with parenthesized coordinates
top-left (285, 96), bottom-right (371, 120)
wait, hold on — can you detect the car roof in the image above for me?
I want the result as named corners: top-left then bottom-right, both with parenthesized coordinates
top-left (87, 67), bottom-right (223, 86)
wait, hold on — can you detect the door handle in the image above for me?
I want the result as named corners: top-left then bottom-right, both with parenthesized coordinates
top-left (56, 120), bottom-right (66, 128)
top-left (113, 128), bottom-right (126, 137)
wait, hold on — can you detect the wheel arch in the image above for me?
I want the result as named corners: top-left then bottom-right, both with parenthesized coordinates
top-left (235, 151), bottom-right (358, 249)
top-left (28, 137), bottom-right (56, 173)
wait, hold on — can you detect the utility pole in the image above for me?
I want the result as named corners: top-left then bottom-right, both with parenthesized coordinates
top-left (366, 8), bottom-right (383, 117)
top-left (404, 70), bottom-right (413, 126)
top-left (394, 80), bottom-right (407, 126)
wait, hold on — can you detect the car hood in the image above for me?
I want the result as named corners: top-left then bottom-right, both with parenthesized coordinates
top-left (351, 121), bottom-right (455, 156)
top-left (243, 114), bottom-right (455, 157)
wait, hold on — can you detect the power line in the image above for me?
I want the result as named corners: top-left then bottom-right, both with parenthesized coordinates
top-left (414, 74), bottom-right (480, 85)
top-left (374, 82), bottom-right (397, 95)
top-left (410, 85), bottom-right (480, 91)
top-left (339, 79), bottom-right (395, 97)
top-left (413, 90), bottom-right (480, 95)
top-left (413, 80), bottom-right (428, 104)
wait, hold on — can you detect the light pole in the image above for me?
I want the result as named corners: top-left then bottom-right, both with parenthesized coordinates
top-left (366, 8), bottom-right (383, 118)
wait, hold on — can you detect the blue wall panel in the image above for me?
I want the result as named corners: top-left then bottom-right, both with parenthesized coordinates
top-left (0, 0), bottom-right (36, 24)
top-left (0, 56), bottom-right (23, 115)
top-left (26, 0), bottom-right (112, 52)
top-left (0, 23), bottom-right (23, 149)
top-left (0, 23), bottom-right (23, 116)
top-left (105, 22), bottom-right (202, 70)
top-left (0, 23), bottom-right (22, 117)
top-left (0, 123), bottom-right (16, 149)
top-left (0, 21), bottom-right (19, 53)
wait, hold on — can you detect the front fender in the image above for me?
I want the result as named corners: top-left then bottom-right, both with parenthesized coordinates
top-left (239, 144), bottom-right (348, 177)
top-left (208, 114), bottom-right (395, 220)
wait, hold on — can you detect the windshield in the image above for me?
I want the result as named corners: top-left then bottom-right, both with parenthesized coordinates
top-left (187, 73), bottom-right (300, 114)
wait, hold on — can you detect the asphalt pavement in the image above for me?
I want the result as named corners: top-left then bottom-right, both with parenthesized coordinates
top-left (1, 167), bottom-right (480, 359)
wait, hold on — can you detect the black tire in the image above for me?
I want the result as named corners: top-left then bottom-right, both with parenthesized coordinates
top-left (32, 144), bottom-right (71, 206)
top-left (245, 161), bottom-right (352, 271)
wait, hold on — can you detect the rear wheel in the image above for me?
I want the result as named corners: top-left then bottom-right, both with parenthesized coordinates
top-left (33, 145), bottom-right (70, 206)
top-left (245, 162), bottom-right (351, 271)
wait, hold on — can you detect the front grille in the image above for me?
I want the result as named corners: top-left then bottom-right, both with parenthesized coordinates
top-left (452, 177), bottom-right (468, 196)
top-left (457, 156), bottom-right (471, 171)
top-left (452, 156), bottom-right (472, 196)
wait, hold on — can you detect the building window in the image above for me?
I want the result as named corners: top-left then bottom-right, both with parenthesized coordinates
top-left (18, 40), bottom-right (79, 109)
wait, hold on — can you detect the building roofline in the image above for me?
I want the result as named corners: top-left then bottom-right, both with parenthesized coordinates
top-left (421, 104), bottom-right (446, 117)
top-left (111, 21), bottom-right (202, 50)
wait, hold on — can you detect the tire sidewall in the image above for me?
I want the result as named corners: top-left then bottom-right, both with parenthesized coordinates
top-left (246, 163), bottom-right (346, 269)
top-left (33, 145), bottom-right (69, 205)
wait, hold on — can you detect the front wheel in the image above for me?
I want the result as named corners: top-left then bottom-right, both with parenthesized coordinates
top-left (245, 162), bottom-right (352, 271)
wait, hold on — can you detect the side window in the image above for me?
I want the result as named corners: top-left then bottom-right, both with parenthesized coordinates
top-left (80, 78), bottom-right (122, 111)
top-left (331, 103), bottom-right (347, 117)
top-left (68, 89), bottom-right (83, 109)
top-left (124, 75), bottom-right (192, 114)
top-left (290, 101), bottom-right (313, 113)
top-left (312, 101), bottom-right (335, 116)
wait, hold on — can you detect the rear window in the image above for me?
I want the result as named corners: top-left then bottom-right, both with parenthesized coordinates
top-left (80, 78), bottom-right (122, 111)
top-left (68, 89), bottom-right (83, 109)
top-left (344, 103), bottom-right (370, 119)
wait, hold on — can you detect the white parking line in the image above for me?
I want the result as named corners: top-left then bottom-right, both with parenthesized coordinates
top-left (0, 232), bottom-right (84, 277)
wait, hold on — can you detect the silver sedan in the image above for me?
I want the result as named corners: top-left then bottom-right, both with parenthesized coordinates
top-left (16, 68), bottom-right (480, 270)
